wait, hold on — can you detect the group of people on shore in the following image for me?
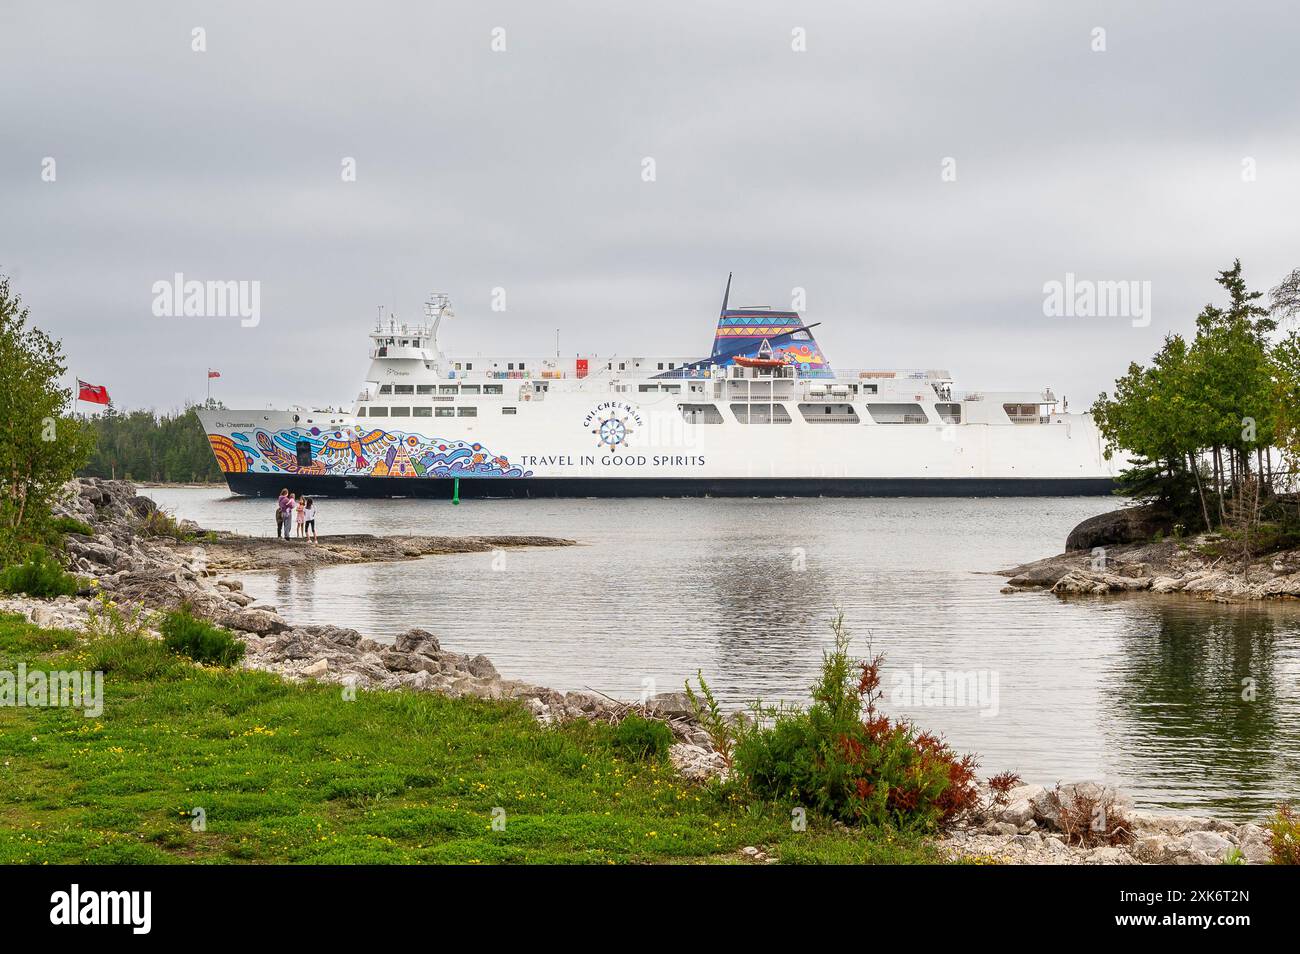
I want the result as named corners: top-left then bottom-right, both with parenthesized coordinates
top-left (275, 489), bottom-right (317, 541)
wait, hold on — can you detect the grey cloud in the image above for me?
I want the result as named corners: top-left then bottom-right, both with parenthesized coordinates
top-left (1, 0), bottom-right (1297, 412)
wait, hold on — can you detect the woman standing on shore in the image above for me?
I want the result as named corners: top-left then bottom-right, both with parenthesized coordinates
top-left (303, 497), bottom-right (317, 542)
top-left (280, 492), bottom-right (296, 540)
top-left (276, 488), bottom-right (288, 538)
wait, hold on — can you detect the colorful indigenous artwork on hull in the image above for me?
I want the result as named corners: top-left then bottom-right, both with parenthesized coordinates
top-left (206, 427), bottom-right (533, 478)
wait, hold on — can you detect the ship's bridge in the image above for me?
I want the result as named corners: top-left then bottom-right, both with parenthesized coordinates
top-left (369, 319), bottom-right (435, 361)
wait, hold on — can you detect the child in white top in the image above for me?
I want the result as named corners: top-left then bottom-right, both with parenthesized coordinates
top-left (303, 498), bottom-right (317, 541)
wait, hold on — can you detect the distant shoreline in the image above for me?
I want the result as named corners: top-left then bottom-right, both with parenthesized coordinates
top-left (131, 481), bottom-right (224, 489)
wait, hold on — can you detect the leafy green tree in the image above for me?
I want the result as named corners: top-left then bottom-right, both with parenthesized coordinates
top-left (1272, 331), bottom-right (1300, 478)
top-left (1092, 260), bottom-right (1279, 532)
top-left (0, 274), bottom-right (95, 553)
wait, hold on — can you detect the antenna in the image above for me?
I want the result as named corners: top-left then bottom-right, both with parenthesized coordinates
top-left (424, 292), bottom-right (454, 357)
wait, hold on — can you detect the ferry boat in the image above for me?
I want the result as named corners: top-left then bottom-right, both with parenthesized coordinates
top-left (197, 278), bottom-right (1118, 498)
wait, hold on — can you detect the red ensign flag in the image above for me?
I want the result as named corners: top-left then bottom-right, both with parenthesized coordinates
top-left (77, 380), bottom-right (110, 405)
top-left (208, 370), bottom-right (221, 379)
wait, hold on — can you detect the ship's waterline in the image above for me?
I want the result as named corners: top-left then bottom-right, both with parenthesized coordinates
top-left (144, 487), bottom-right (1300, 820)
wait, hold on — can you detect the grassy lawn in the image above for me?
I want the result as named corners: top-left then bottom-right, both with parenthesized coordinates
top-left (0, 613), bottom-right (941, 864)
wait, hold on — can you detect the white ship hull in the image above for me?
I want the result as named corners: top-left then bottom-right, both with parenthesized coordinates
top-left (197, 400), bottom-right (1116, 498)
top-left (198, 284), bottom-right (1118, 498)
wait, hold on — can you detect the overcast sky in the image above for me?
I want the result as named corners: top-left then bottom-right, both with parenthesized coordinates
top-left (2, 0), bottom-right (1297, 413)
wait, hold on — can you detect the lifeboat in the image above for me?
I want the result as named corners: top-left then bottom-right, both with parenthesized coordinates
top-left (734, 337), bottom-right (786, 369)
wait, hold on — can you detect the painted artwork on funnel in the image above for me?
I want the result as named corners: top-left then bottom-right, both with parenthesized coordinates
top-left (207, 426), bottom-right (533, 478)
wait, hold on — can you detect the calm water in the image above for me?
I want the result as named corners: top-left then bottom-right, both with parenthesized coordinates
top-left (145, 487), bottom-right (1300, 819)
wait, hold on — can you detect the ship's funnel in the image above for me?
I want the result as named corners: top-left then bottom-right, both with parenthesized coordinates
top-left (707, 276), bottom-right (833, 377)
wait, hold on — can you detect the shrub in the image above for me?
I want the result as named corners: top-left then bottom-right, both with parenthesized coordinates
top-left (82, 632), bottom-right (184, 681)
top-left (138, 509), bottom-right (193, 541)
top-left (611, 713), bottom-right (674, 761)
top-left (730, 614), bottom-right (980, 832)
top-left (987, 771), bottom-right (1023, 807)
top-left (50, 515), bottom-right (94, 537)
top-left (684, 670), bottom-right (735, 767)
top-left (1048, 784), bottom-right (1133, 847)
top-left (85, 591), bottom-right (150, 641)
top-left (0, 548), bottom-right (82, 597)
top-left (159, 607), bottom-right (245, 666)
top-left (1269, 803), bottom-right (1299, 865)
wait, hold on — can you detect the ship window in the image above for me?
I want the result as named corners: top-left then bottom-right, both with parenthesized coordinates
top-left (435, 407), bottom-right (455, 417)
top-left (731, 403), bottom-right (792, 423)
top-left (466, 363), bottom-right (472, 371)
top-left (678, 403), bottom-right (724, 424)
top-left (507, 363), bottom-right (514, 370)
top-left (935, 402), bottom-right (961, 424)
top-left (461, 385), bottom-right (481, 395)
top-left (394, 384), bottom-right (414, 394)
top-left (669, 362), bottom-right (676, 370)
top-left (867, 403), bottom-right (928, 424)
top-left (484, 384), bottom-right (503, 395)
top-left (416, 384), bottom-right (435, 395)
top-left (619, 363), bottom-right (626, 371)
top-left (862, 384), bottom-right (878, 395)
top-left (368, 406), bottom-right (389, 417)
top-left (639, 385), bottom-right (659, 392)
top-left (438, 385), bottom-right (458, 395)
top-left (662, 384), bottom-right (680, 393)
top-left (457, 407), bottom-right (477, 417)
top-left (1003, 403), bottom-right (1040, 423)
top-left (502, 407), bottom-right (517, 415)
top-left (356, 407), bottom-right (366, 417)
top-left (413, 407), bottom-right (433, 417)
top-left (798, 403), bottom-right (859, 423)
top-left (379, 385), bottom-right (393, 394)
top-left (454, 363), bottom-right (462, 371)
top-left (390, 407), bottom-right (411, 417)
top-left (518, 361), bottom-right (525, 369)
top-left (657, 363), bottom-right (664, 370)
top-left (296, 440), bottom-right (313, 467)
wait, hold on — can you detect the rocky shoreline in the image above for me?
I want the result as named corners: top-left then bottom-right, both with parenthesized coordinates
top-left (199, 531), bottom-right (576, 574)
top-left (2, 479), bottom-right (1280, 863)
top-left (942, 782), bottom-right (1274, 865)
top-left (1000, 508), bottom-right (1300, 603)
top-left (20, 478), bottom-right (728, 782)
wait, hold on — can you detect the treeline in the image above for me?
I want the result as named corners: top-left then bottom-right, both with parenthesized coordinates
top-left (1091, 260), bottom-right (1300, 546)
top-left (79, 404), bottom-right (223, 483)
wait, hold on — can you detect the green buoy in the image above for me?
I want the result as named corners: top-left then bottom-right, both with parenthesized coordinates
top-left (452, 477), bottom-right (460, 505)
